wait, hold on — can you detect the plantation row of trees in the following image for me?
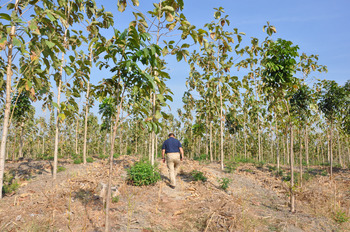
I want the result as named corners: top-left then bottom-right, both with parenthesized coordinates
top-left (0, 0), bottom-right (349, 221)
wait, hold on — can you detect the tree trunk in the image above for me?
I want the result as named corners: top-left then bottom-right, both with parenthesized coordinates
top-left (19, 123), bottom-right (24, 158)
top-left (275, 117), bottom-right (280, 171)
top-left (0, 0), bottom-right (19, 197)
top-left (244, 114), bottom-right (247, 159)
top-left (330, 122), bottom-right (333, 178)
top-left (219, 83), bottom-right (224, 170)
top-left (105, 104), bottom-right (122, 232)
top-left (299, 128), bottom-right (303, 188)
top-left (53, 28), bottom-right (67, 180)
top-left (290, 123), bottom-right (295, 213)
top-left (75, 115), bottom-right (79, 154)
top-left (338, 131), bottom-right (342, 167)
top-left (210, 122), bottom-right (213, 162)
top-left (305, 125), bottom-right (309, 168)
top-left (151, 93), bottom-right (156, 165)
top-left (82, 50), bottom-right (92, 164)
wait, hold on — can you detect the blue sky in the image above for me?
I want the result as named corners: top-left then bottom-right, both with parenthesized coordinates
top-left (26, 0), bottom-right (349, 119)
top-left (87, 0), bottom-right (349, 115)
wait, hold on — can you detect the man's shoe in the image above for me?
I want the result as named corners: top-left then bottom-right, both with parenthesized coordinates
top-left (170, 185), bottom-right (175, 189)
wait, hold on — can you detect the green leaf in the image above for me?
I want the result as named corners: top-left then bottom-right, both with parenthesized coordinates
top-left (64, 66), bottom-right (74, 76)
top-left (58, 113), bottom-right (66, 120)
top-left (52, 102), bottom-right (59, 108)
top-left (131, 0), bottom-right (139, 6)
top-left (12, 37), bottom-right (21, 46)
top-left (0, 13), bottom-right (11, 21)
top-left (46, 11), bottom-right (55, 21)
top-left (45, 40), bottom-right (55, 48)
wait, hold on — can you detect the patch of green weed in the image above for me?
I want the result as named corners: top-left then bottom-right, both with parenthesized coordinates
top-left (191, 170), bottom-right (207, 182)
top-left (219, 177), bottom-right (231, 190)
top-left (127, 160), bottom-right (161, 186)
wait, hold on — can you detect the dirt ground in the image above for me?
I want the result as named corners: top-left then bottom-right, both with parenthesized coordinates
top-left (0, 156), bottom-right (349, 231)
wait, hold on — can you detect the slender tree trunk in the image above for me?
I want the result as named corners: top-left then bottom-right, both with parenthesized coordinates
top-left (105, 103), bottom-right (122, 232)
top-left (210, 122), bottom-right (213, 162)
top-left (338, 131), bottom-right (342, 167)
top-left (75, 115), bottom-right (79, 154)
top-left (244, 114), bottom-right (247, 159)
top-left (205, 116), bottom-right (209, 157)
top-left (330, 122), bottom-right (333, 178)
top-left (83, 50), bottom-right (92, 164)
top-left (305, 125), bottom-right (309, 168)
top-left (0, 0), bottom-right (19, 197)
top-left (275, 117), bottom-right (280, 171)
top-left (53, 28), bottom-right (67, 180)
top-left (219, 83), bottom-right (224, 170)
top-left (82, 80), bottom-right (90, 164)
top-left (327, 128), bottom-right (330, 163)
top-left (151, 93), bottom-right (156, 165)
top-left (299, 127), bottom-right (303, 187)
top-left (290, 123), bottom-right (295, 213)
top-left (19, 123), bottom-right (24, 158)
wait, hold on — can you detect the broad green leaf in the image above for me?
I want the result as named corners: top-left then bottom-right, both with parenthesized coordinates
top-left (46, 11), bottom-right (55, 21)
top-left (64, 66), bottom-right (74, 76)
top-left (0, 13), bottom-right (11, 21)
top-left (12, 37), bottom-right (21, 46)
top-left (45, 40), bottom-right (55, 48)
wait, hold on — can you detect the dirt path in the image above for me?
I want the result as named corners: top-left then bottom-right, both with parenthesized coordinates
top-left (0, 157), bottom-right (348, 231)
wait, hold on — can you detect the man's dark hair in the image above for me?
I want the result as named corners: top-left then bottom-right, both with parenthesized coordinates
top-left (168, 133), bottom-right (175, 137)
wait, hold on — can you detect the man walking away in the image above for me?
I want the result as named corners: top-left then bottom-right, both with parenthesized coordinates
top-left (162, 133), bottom-right (184, 189)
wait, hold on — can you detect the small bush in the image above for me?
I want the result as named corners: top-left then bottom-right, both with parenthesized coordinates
top-left (193, 154), bottom-right (207, 162)
top-left (303, 172), bottom-right (312, 181)
top-left (113, 153), bottom-right (120, 159)
top-left (268, 165), bottom-right (277, 172)
top-left (98, 154), bottom-right (108, 159)
top-left (112, 196), bottom-right (119, 203)
top-left (2, 173), bottom-right (19, 195)
top-left (255, 161), bottom-right (265, 168)
top-left (57, 166), bottom-right (66, 173)
top-left (219, 177), bottom-right (231, 190)
top-left (225, 161), bottom-right (239, 173)
top-left (333, 210), bottom-right (349, 224)
top-left (73, 159), bottom-right (82, 164)
top-left (275, 170), bottom-right (284, 177)
top-left (127, 160), bottom-right (161, 186)
top-left (321, 170), bottom-right (328, 176)
top-left (234, 157), bottom-right (256, 164)
top-left (86, 157), bottom-right (93, 163)
top-left (191, 170), bottom-right (207, 182)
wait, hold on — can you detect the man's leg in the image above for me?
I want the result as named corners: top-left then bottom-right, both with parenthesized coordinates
top-left (167, 154), bottom-right (176, 187)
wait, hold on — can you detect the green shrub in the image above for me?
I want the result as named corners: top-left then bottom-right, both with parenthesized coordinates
top-left (234, 157), bottom-right (256, 164)
top-left (98, 154), bottom-right (108, 159)
top-left (191, 170), bottom-right (207, 182)
top-left (113, 153), bottom-right (120, 159)
top-left (219, 177), bottom-right (231, 190)
top-left (73, 159), bottom-right (82, 164)
top-left (255, 161), bottom-right (265, 168)
top-left (282, 172), bottom-right (299, 185)
top-left (268, 165), bottom-right (277, 172)
top-left (112, 196), bottom-right (119, 203)
top-left (275, 170), bottom-right (284, 177)
top-left (303, 172), bottom-right (312, 181)
top-left (86, 157), bottom-right (93, 163)
top-left (127, 160), bottom-right (161, 186)
top-left (57, 166), bottom-right (66, 173)
top-left (333, 210), bottom-right (349, 224)
top-left (321, 170), bottom-right (328, 176)
top-left (2, 172), bottom-right (19, 195)
top-left (193, 154), bottom-right (207, 162)
top-left (225, 161), bottom-right (239, 173)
